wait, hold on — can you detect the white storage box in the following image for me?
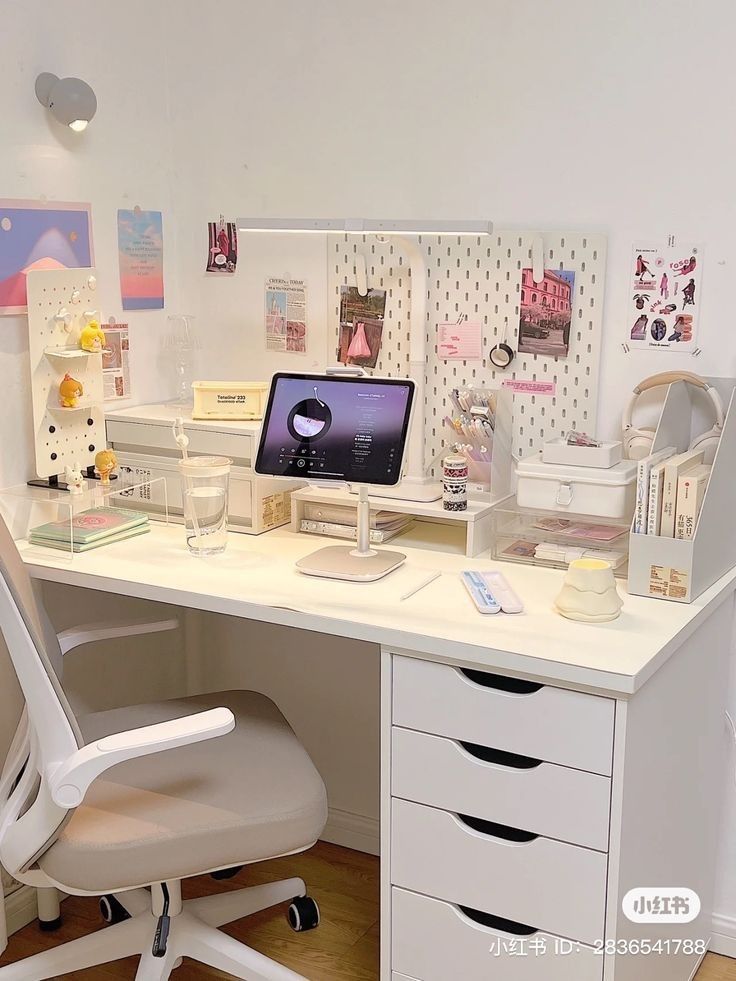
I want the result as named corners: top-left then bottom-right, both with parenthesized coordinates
top-left (106, 403), bottom-right (302, 534)
top-left (192, 381), bottom-right (269, 420)
top-left (542, 437), bottom-right (623, 469)
top-left (516, 452), bottom-right (637, 519)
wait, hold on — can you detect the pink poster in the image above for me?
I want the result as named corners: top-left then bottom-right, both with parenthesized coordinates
top-left (0, 200), bottom-right (93, 315)
top-left (117, 208), bottom-right (164, 310)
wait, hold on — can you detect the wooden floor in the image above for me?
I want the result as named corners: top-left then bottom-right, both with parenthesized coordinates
top-left (0, 841), bottom-right (733, 979)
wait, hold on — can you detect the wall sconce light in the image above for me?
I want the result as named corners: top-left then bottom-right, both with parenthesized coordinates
top-left (35, 72), bottom-right (97, 132)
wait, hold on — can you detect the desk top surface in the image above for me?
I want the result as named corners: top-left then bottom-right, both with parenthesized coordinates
top-left (19, 524), bottom-right (736, 696)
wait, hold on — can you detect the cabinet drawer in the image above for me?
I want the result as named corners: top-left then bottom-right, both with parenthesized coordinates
top-left (392, 888), bottom-right (603, 981)
top-left (392, 727), bottom-right (610, 851)
top-left (391, 798), bottom-right (607, 946)
top-left (393, 657), bottom-right (614, 775)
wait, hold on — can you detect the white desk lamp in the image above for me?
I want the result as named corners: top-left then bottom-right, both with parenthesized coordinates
top-left (238, 218), bottom-right (493, 503)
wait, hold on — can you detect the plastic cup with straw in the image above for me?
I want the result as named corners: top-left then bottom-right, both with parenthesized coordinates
top-left (173, 417), bottom-right (232, 555)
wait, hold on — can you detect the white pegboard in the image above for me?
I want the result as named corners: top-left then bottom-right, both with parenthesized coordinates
top-left (330, 231), bottom-right (607, 465)
top-left (26, 267), bottom-right (105, 480)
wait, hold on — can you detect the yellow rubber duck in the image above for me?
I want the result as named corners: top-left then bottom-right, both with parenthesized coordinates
top-left (79, 320), bottom-right (106, 353)
top-left (59, 373), bottom-right (83, 408)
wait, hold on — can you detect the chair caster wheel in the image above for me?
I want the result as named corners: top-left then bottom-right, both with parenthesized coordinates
top-left (38, 917), bottom-right (62, 932)
top-left (99, 895), bottom-right (131, 925)
top-left (211, 865), bottom-right (243, 881)
top-left (287, 896), bottom-right (320, 932)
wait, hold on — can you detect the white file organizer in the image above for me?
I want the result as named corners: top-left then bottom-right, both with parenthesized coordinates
top-left (26, 267), bottom-right (106, 487)
top-left (628, 381), bottom-right (736, 603)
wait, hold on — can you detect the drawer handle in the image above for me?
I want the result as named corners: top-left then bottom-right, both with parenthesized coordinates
top-left (458, 905), bottom-right (538, 937)
top-left (459, 669), bottom-right (543, 695)
top-left (458, 813), bottom-right (538, 843)
top-left (460, 741), bottom-right (543, 770)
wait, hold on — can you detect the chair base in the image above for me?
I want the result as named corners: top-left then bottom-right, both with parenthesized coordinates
top-left (0, 876), bottom-right (311, 981)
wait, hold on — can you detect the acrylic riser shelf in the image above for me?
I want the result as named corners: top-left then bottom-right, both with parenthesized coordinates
top-left (628, 380), bottom-right (736, 603)
top-left (0, 475), bottom-right (169, 561)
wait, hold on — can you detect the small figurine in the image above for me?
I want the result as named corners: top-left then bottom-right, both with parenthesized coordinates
top-left (94, 448), bottom-right (117, 485)
top-left (59, 373), bottom-right (83, 408)
top-left (64, 461), bottom-right (85, 495)
top-left (79, 320), bottom-right (107, 353)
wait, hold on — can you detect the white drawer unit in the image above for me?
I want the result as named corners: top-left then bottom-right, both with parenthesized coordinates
top-left (105, 403), bottom-right (302, 535)
top-left (391, 798), bottom-right (608, 947)
top-left (392, 656), bottom-right (615, 776)
top-left (392, 888), bottom-right (603, 981)
top-left (391, 727), bottom-right (611, 852)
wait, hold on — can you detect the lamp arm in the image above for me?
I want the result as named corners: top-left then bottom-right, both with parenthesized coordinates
top-left (388, 235), bottom-right (428, 482)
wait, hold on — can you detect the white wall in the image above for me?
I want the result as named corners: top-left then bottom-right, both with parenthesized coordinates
top-left (0, 0), bottom-right (179, 489)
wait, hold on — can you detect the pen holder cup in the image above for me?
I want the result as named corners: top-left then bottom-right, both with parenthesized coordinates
top-left (179, 456), bottom-right (231, 555)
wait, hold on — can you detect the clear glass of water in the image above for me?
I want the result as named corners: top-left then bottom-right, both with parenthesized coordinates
top-left (178, 455), bottom-right (231, 555)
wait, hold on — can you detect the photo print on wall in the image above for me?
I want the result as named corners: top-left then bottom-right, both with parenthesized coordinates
top-left (628, 244), bottom-right (702, 352)
top-left (518, 268), bottom-right (576, 358)
top-left (206, 218), bottom-right (237, 273)
top-left (337, 286), bottom-right (387, 369)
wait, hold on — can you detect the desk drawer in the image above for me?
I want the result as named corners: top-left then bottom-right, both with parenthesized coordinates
top-left (391, 798), bottom-right (607, 946)
top-left (392, 727), bottom-right (610, 851)
top-left (392, 888), bottom-right (603, 981)
top-left (393, 657), bottom-right (614, 775)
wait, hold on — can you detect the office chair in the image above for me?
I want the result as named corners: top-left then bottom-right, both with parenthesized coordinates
top-left (0, 515), bottom-right (328, 980)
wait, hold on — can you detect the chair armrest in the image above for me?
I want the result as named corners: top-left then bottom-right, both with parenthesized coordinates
top-left (57, 617), bottom-right (179, 655)
top-left (47, 707), bottom-right (235, 807)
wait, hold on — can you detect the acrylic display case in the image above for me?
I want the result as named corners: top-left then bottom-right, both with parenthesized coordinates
top-left (0, 475), bottom-right (169, 562)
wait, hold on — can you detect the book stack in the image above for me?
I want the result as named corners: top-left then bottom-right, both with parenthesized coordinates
top-left (30, 506), bottom-right (151, 552)
top-left (299, 502), bottom-right (413, 544)
top-left (634, 448), bottom-right (711, 541)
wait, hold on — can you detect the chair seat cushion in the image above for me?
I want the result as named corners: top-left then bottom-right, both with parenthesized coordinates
top-left (38, 691), bottom-right (328, 892)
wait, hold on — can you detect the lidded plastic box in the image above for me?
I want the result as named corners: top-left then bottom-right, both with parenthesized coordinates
top-left (516, 452), bottom-right (638, 518)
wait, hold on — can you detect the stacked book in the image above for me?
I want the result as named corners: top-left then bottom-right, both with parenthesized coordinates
top-left (634, 448), bottom-right (711, 540)
top-left (30, 506), bottom-right (151, 552)
top-left (299, 502), bottom-right (413, 544)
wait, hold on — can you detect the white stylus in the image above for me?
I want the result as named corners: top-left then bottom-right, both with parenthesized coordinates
top-left (400, 571), bottom-right (441, 601)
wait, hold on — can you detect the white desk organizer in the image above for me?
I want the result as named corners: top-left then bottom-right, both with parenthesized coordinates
top-left (26, 267), bottom-right (106, 487)
top-left (628, 381), bottom-right (736, 603)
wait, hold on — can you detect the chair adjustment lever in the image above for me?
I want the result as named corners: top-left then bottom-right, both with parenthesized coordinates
top-left (152, 884), bottom-right (171, 958)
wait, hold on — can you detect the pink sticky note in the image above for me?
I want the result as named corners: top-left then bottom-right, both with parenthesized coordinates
top-left (501, 379), bottom-right (556, 395)
top-left (438, 320), bottom-right (483, 360)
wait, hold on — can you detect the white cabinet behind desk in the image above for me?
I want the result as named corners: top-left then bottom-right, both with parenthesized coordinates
top-left (105, 403), bottom-right (302, 534)
top-left (382, 595), bottom-right (732, 981)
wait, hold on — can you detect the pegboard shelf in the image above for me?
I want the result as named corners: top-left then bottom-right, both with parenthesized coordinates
top-left (27, 267), bottom-right (106, 482)
top-left (44, 346), bottom-right (95, 360)
top-left (47, 399), bottom-right (98, 414)
top-left (330, 230), bottom-right (607, 467)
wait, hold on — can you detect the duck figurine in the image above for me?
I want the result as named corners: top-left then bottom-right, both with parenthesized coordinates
top-left (94, 448), bottom-right (118, 485)
top-left (59, 373), bottom-right (83, 408)
top-left (79, 320), bottom-right (106, 353)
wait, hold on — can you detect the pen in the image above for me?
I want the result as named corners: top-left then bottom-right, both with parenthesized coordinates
top-left (400, 570), bottom-right (442, 601)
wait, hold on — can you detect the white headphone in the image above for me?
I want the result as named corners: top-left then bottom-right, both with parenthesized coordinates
top-left (622, 371), bottom-right (724, 463)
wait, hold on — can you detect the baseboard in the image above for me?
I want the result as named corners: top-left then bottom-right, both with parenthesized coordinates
top-left (711, 912), bottom-right (736, 959)
top-left (4, 885), bottom-right (37, 937)
top-left (321, 807), bottom-right (380, 856)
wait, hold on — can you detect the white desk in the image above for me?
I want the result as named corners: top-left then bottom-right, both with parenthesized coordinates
top-left (20, 525), bottom-right (736, 981)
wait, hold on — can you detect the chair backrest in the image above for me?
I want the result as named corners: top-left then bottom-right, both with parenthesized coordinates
top-left (0, 516), bottom-right (83, 877)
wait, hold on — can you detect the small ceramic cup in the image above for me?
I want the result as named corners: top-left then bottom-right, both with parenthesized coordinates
top-left (554, 558), bottom-right (623, 623)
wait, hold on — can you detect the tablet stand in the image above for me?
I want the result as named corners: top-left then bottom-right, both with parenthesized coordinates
top-left (295, 485), bottom-right (406, 582)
